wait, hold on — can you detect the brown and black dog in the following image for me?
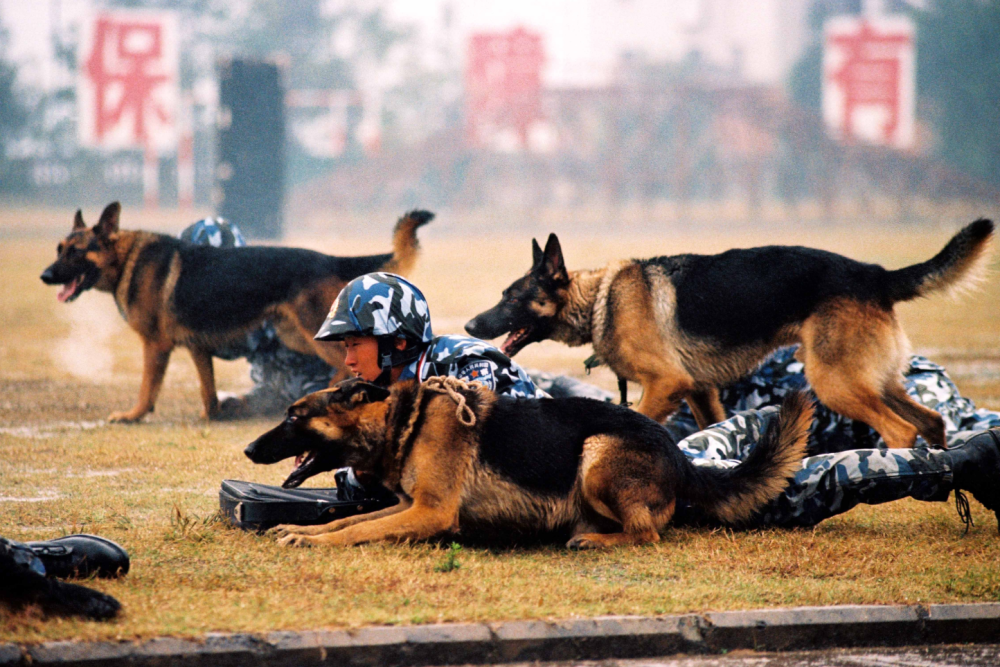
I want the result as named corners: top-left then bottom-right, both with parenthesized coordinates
top-left (40, 202), bottom-right (432, 422)
top-left (465, 222), bottom-right (994, 448)
top-left (244, 377), bottom-right (812, 548)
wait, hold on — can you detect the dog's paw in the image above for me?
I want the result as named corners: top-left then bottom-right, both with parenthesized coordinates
top-left (107, 409), bottom-right (145, 423)
top-left (278, 533), bottom-right (314, 548)
top-left (270, 524), bottom-right (306, 538)
top-left (566, 535), bottom-right (604, 550)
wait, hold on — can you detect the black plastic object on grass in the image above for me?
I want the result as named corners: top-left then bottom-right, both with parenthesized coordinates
top-left (220, 473), bottom-right (398, 533)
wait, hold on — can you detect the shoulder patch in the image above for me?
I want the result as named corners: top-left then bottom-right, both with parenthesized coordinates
top-left (458, 360), bottom-right (496, 390)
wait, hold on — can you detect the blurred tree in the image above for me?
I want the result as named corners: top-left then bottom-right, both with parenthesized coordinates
top-left (788, 0), bottom-right (862, 112)
top-left (230, 0), bottom-right (402, 90)
top-left (917, 0), bottom-right (1000, 188)
top-left (0, 17), bottom-right (29, 191)
top-left (0, 20), bottom-right (27, 154)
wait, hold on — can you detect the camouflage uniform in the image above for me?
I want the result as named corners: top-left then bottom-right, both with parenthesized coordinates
top-left (669, 346), bottom-right (1000, 527)
top-left (397, 334), bottom-right (549, 398)
top-left (316, 272), bottom-right (547, 398)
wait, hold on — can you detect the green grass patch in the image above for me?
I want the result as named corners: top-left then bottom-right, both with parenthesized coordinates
top-left (2, 220), bottom-right (999, 643)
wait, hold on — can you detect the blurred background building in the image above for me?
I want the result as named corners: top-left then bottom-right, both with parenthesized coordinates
top-left (0, 0), bottom-right (997, 236)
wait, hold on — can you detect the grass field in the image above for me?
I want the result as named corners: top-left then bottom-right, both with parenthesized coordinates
top-left (2, 206), bottom-right (999, 644)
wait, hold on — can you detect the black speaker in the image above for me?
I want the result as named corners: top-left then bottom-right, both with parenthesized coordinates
top-left (217, 60), bottom-right (285, 239)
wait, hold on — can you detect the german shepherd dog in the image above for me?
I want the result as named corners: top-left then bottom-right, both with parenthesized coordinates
top-left (464, 221), bottom-right (994, 449)
top-left (243, 377), bottom-right (812, 548)
top-left (40, 202), bottom-right (432, 422)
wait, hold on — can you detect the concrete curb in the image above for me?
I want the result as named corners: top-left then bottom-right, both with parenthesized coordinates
top-left (3, 603), bottom-right (999, 666)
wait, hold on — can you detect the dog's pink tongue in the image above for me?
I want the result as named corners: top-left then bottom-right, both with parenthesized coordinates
top-left (501, 329), bottom-right (523, 355)
top-left (57, 277), bottom-right (81, 303)
top-left (294, 454), bottom-right (304, 469)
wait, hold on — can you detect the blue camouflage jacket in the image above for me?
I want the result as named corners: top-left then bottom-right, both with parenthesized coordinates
top-left (398, 334), bottom-right (548, 399)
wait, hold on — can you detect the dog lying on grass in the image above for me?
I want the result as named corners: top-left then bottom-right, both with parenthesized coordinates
top-left (243, 377), bottom-right (812, 548)
top-left (465, 221), bottom-right (994, 448)
top-left (40, 202), bottom-right (432, 423)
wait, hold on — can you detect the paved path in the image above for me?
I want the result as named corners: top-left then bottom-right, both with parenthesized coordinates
top-left (489, 645), bottom-right (1000, 666)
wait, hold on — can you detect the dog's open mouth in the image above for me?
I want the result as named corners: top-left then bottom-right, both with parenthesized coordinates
top-left (501, 327), bottom-right (533, 357)
top-left (57, 275), bottom-right (86, 303)
top-left (283, 451), bottom-right (318, 489)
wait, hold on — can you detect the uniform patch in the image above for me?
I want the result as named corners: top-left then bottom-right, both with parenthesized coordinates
top-left (458, 360), bottom-right (496, 390)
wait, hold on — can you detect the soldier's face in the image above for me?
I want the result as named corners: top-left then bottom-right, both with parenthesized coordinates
top-left (344, 335), bottom-right (381, 381)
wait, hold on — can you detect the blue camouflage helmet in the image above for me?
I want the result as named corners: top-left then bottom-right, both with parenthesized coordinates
top-left (315, 272), bottom-right (433, 343)
top-left (179, 217), bottom-right (246, 248)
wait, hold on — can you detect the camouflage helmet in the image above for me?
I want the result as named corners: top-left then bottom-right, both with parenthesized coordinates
top-left (315, 272), bottom-right (433, 345)
top-left (179, 217), bottom-right (246, 248)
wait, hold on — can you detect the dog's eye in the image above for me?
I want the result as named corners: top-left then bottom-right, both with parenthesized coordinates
top-left (287, 414), bottom-right (299, 424)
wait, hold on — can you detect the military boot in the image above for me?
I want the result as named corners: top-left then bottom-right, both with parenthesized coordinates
top-left (948, 427), bottom-right (1000, 533)
top-left (26, 534), bottom-right (130, 579)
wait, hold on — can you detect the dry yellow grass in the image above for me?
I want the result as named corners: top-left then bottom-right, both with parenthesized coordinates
top-left (2, 206), bottom-right (999, 644)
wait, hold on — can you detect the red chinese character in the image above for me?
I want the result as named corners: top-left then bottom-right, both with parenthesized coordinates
top-left (828, 21), bottom-right (910, 144)
top-left (85, 16), bottom-right (171, 145)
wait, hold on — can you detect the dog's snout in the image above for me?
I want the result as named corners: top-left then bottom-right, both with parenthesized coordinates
top-left (464, 318), bottom-right (480, 336)
top-left (40, 267), bottom-right (56, 284)
top-left (243, 442), bottom-right (258, 461)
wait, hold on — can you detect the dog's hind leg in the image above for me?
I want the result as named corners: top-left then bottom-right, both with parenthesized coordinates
top-left (567, 501), bottom-right (671, 549)
top-left (686, 387), bottom-right (727, 429)
top-left (188, 347), bottom-right (220, 420)
top-left (801, 302), bottom-right (925, 448)
top-left (569, 436), bottom-right (674, 549)
top-left (883, 383), bottom-right (947, 448)
top-left (108, 338), bottom-right (173, 423)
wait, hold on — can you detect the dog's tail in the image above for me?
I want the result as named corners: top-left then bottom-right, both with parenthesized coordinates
top-left (679, 391), bottom-right (813, 525)
top-left (380, 210), bottom-right (435, 276)
top-left (885, 218), bottom-right (994, 302)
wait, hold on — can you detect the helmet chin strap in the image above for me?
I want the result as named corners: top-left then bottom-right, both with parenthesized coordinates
top-left (372, 335), bottom-right (425, 387)
top-left (373, 337), bottom-right (396, 387)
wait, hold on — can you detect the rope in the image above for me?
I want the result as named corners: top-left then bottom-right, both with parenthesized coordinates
top-left (955, 489), bottom-right (973, 535)
top-left (421, 376), bottom-right (478, 427)
top-left (391, 377), bottom-right (481, 481)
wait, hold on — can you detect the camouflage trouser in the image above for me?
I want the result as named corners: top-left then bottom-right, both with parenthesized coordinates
top-left (527, 370), bottom-right (616, 402)
top-left (670, 347), bottom-right (1000, 527)
top-left (242, 345), bottom-right (335, 416)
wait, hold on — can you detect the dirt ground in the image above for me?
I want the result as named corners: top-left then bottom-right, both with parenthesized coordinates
top-left (2, 206), bottom-right (999, 643)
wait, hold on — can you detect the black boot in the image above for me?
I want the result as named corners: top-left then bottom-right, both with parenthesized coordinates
top-left (26, 534), bottom-right (130, 579)
top-left (948, 428), bottom-right (1000, 533)
top-left (0, 537), bottom-right (121, 620)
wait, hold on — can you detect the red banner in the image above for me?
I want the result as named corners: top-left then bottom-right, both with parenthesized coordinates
top-left (78, 10), bottom-right (178, 153)
top-left (823, 16), bottom-right (915, 149)
top-left (465, 27), bottom-right (544, 150)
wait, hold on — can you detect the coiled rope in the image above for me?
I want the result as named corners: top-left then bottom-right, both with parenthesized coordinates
top-left (391, 377), bottom-right (481, 481)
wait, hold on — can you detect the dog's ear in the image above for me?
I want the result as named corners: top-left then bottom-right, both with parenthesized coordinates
top-left (351, 382), bottom-right (391, 404)
top-left (93, 202), bottom-right (121, 238)
top-left (540, 233), bottom-right (568, 283)
top-left (531, 238), bottom-right (544, 268)
top-left (72, 209), bottom-right (86, 231)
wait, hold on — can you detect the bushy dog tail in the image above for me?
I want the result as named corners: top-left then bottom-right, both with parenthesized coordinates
top-left (380, 209), bottom-right (434, 276)
top-left (886, 218), bottom-right (994, 302)
top-left (680, 391), bottom-right (813, 525)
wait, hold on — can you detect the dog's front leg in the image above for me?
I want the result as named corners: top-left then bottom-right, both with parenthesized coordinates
top-left (273, 496), bottom-right (412, 537)
top-left (633, 372), bottom-right (693, 424)
top-left (108, 338), bottom-right (173, 423)
top-left (188, 347), bottom-right (219, 420)
top-left (279, 497), bottom-right (456, 547)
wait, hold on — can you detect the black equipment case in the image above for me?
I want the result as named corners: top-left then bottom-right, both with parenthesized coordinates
top-left (219, 477), bottom-right (397, 532)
